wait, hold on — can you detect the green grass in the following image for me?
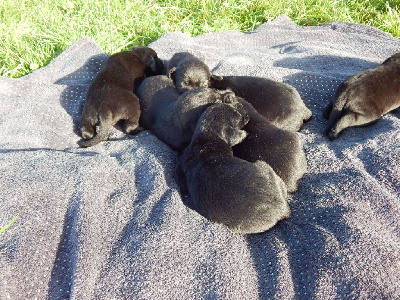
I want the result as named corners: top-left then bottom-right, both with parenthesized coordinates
top-left (0, 215), bottom-right (18, 234)
top-left (0, 0), bottom-right (399, 78)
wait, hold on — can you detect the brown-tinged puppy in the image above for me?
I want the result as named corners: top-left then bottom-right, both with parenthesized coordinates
top-left (137, 76), bottom-right (235, 151)
top-left (78, 47), bottom-right (163, 147)
top-left (167, 52), bottom-right (221, 94)
top-left (210, 75), bottom-right (312, 132)
top-left (324, 52), bottom-right (400, 140)
top-left (176, 101), bottom-right (290, 234)
top-left (233, 99), bottom-right (307, 193)
top-left (131, 46), bottom-right (165, 76)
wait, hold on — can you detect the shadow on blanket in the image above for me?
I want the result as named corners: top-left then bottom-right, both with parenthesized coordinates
top-left (247, 171), bottom-right (352, 298)
top-left (48, 196), bottom-right (80, 299)
top-left (55, 54), bottom-right (108, 136)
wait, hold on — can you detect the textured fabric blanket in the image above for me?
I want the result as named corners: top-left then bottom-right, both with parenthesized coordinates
top-left (1, 15), bottom-right (399, 299)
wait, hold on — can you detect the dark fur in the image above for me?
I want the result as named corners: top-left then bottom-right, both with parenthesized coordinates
top-left (79, 47), bottom-right (164, 147)
top-left (167, 52), bottom-right (221, 94)
top-left (176, 102), bottom-right (290, 234)
top-left (135, 75), bottom-right (177, 130)
top-left (131, 46), bottom-right (165, 76)
top-left (137, 76), bottom-right (236, 151)
top-left (233, 99), bottom-right (307, 193)
top-left (210, 75), bottom-right (312, 132)
top-left (324, 52), bottom-right (400, 140)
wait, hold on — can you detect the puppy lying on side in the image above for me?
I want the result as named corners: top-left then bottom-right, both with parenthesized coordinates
top-left (210, 75), bottom-right (312, 132)
top-left (176, 101), bottom-right (290, 234)
top-left (233, 99), bottom-right (307, 193)
top-left (167, 52), bottom-right (221, 93)
top-left (324, 52), bottom-right (400, 140)
top-left (137, 76), bottom-right (235, 151)
top-left (79, 47), bottom-right (164, 147)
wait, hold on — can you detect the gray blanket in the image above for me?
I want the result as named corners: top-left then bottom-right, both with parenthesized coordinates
top-left (1, 15), bottom-right (399, 299)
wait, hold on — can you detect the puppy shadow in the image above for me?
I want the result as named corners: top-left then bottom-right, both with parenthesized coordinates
top-left (55, 53), bottom-right (108, 135)
top-left (247, 171), bottom-right (353, 298)
top-left (48, 194), bottom-right (81, 299)
top-left (276, 55), bottom-right (379, 110)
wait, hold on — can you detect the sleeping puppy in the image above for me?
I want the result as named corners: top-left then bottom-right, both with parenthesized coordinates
top-left (233, 99), bottom-right (307, 193)
top-left (324, 52), bottom-right (400, 140)
top-left (210, 75), bottom-right (312, 132)
top-left (176, 101), bottom-right (290, 234)
top-left (137, 77), bottom-right (235, 151)
top-left (135, 75), bottom-right (178, 129)
top-left (167, 52), bottom-right (221, 94)
top-left (79, 47), bottom-right (164, 147)
top-left (131, 46), bottom-right (165, 76)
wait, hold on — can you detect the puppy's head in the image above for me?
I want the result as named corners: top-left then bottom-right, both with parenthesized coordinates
top-left (169, 58), bottom-right (211, 94)
top-left (131, 46), bottom-right (164, 76)
top-left (198, 102), bottom-right (249, 146)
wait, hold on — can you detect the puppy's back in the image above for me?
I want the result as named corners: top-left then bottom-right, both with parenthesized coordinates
top-left (166, 52), bottom-right (197, 74)
top-left (179, 103), bottom-right (290, 234)
top-left (211, 75), bottom-right (312, 131)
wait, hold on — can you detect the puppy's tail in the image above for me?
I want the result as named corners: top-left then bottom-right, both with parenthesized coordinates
top-left (78, 121), bottom-right (110, 147)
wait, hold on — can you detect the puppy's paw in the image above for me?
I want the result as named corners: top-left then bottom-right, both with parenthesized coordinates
top-left (328, 129), bottom-right (339, 140)
top-left (219, 89), bottom-right (236, 104)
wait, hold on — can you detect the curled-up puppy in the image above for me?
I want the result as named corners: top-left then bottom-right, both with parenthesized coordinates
top-left (176, 101), bottom-right (290, 234)
top-left (137, 78), bottom-right (235, 151)
top-left (324, 52), bottom-right (400, 140)
top-left (135, 75), bottom-right (178, 129)
top-left (233, 99), bottom-right (307, 193)
top-left (167, 52), bottom-right (221, 93)
top-left (210, 75), bottom-right (312, 132)
top-left (79, 47), bottom-right (163, 147)
top-left (78, 50), bottom-right (146, 147)
top-left (131, 46), bottom-right (165, 76)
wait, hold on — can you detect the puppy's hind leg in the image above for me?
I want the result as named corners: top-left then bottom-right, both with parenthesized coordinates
top-left (323, 102), bottom-right (333, 119)
top-left (78, 114), bottom-right (112, 147)
top-left (123, 116), bottom-right (142, 135)
top-left (80, 116), bottom-right (97, 140)
top-left (328, 111), bottom-right (376, 140)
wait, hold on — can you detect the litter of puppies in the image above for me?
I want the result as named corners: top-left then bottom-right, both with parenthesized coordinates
top-left (78, 49), bottom-right (400, 233)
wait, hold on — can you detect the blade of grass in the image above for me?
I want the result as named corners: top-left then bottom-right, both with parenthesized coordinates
top-left (0, 215), bottom-right (18, 234)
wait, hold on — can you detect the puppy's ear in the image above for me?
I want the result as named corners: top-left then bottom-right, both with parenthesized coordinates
top-left (210, 74), bottom-right (223, 82)
top-left (222, 125), bottom-right (248, 147)
top-left (145, 56), bottom-right (156, 72)
top-left (168, 67), bottom-right (177, 81)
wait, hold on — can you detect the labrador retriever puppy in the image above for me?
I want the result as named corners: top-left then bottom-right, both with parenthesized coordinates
top-left (176, 101), bottom-right (290, 234)
top-left (135, 75), bottom-right (177, 129)
top-left (210, 75), bottom-right (312, 132)
top-left (131, 46), bottom-right (165, 76)
top-left (137, 77), bottom-right (235, 151)
top-left (233, 99), bottom-right (307, 193)
top-left (167, 52), bottom-right (221, 94)
top-left (324, 52), bottom-right (400, 140)
top-left (79, 47), bottom-right (164, 147)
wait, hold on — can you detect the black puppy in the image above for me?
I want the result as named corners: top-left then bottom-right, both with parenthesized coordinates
top-left (135, 75), bottom-right (177, 130)
top-left (233, 99), bottom-right (307, 193)
top-left (137, 76), bottom-right (235, 151)
top-left (167, 52), bottom-right (221, 94)
top-left (130, 46), bottom-right (165, 76)
top-left (210, 75), bottom-right (312, 132)
top-left (79, 47), bottom-right (164, 147)
top-left (324, 52), bottom-right (400, 140)
top-left (176, 101), bottom-right (290, 234)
